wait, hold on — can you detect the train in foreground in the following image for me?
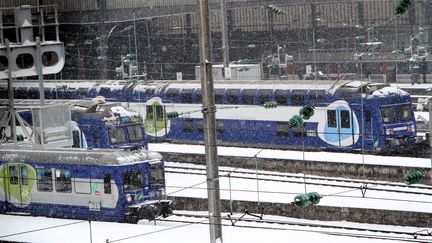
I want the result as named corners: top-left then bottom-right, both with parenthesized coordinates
top-left (1, 79), bottom-right (419, 154)
top-left (0, 147), bottom-right (172, 223)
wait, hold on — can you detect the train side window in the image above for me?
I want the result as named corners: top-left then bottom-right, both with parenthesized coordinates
top-left (166, 89), bottom-right (178, 101)
top-left (258, 89), bottom-right (272, 105)
top-left (226, 89), bottom-right (240, 104)
top-left (197, 120), bottom-right (203, 132)
top-left (150, 163), bottom-right (164, 189)
top-left (55, 169), bottom-right (72, 193)
top-left (9, 165), bottom-right (18, 185)
top-left (104, 172), bottom-right (112, 194)
top-left (146, 105), bottom-right (154, 119)
top-left (183, 119), bottom-right (193, 132)
top-left (340, 110), bottom-right (350, 128)
top-left (327, 110), bottom-right (337, 128)
top-left (274, 90), bottom-right (287, 105)
top-left (108, 127), bottom-right (127, 144)
top-left (380, 106), bottom-right (396, 123)
top-left (156, 105), bottom-right (164, 121)
top-left (365, 111), bottom-right (371, 122)
top-left (217, 120), bottom-right (224, 133)
top-left (291, 90), bottom-right (305, 106)
top-left (215, 89), bottom-right (224, 104)
top-left (180, 89), bottom-right (193, 103)
top-left (309, 90), bottom-right (325, 105)
top-left (20, 165), bottom-right (28, 185)
top-left (36, 168), bottom-right (53, 192)
top-left (99, 87), bottom-right (110, 97)
top-left (276, 122), bottom-right (289, 137)
top-left (241, 89), bottom-right (255, 105)
top-left (72, 130), bottom-right (80, 148)
top-left (92, 130), bottom-right (100, 146)
top-left (195, 89), bottom-right (202, 103)
top-left (127, 125), bottom-right (144, 141)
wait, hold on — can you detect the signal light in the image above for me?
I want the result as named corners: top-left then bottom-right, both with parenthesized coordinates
top-left (166, 111), bottom-right (179, 120)
top-left (403, 170), bottom-right (424, 185)
top-left (395, 0), bottom-right (413, 15)
top-left (268, 4), bottom-right (283, 15)
top-left (299, 105), bottom-right (315, 120)
top-left (263, 100), bottom-right (278, 109)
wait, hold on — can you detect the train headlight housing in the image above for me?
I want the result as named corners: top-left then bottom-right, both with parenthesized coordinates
top-left (126, 194), bottom-right (132, 203)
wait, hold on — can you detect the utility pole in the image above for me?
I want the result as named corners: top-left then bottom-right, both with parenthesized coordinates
top-left (220, 0), bottom-right (229, 79)
top-left (197, 0), bottom-right (223, 242)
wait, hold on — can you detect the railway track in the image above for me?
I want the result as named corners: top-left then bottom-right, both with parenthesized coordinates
top-left (165, 164), bottom-right (432, 199)
top-left (159, 212), bottom-right (432, 242)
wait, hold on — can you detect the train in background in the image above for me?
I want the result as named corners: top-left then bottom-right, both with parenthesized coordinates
top-left (0, 97), bottom-right (147, 150)
top-left (0, 79), bottom-right (419, 154)
top-left (0, 147), bottom-right (172, 223)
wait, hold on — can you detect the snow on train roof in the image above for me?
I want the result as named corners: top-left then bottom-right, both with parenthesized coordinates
top-left (0, 148), bottom-right (162, 166)
top-left (160, 80), bottom-right (332, 90)
top-left (372, 86), bottom-right (409, 97)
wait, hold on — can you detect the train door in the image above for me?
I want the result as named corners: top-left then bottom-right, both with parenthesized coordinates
top-left (4, 164), bottom-right (34, 210)
top-left (144, 98), bottom-right (168, 138)
top-left (325, 107), bottom-right (354, 148)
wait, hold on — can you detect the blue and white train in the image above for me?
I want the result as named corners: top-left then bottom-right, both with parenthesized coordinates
top-left (1, 79), bottom-right (418, 153)
top-left (0, 147), bottom-right (172, 223)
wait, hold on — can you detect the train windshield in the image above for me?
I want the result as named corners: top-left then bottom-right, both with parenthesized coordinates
top-left (397, 104), bottom-right (413, 121)
top-left (108, 127), bottom-right (127, 143)
top-left (380, 106), bottom-right (396, 123)
top-left (127, 125), bottom-right (144, 141)
top-left (123, 171), bottom-right (143, 192)
top-left (149, 163), bottom-right (165, 188)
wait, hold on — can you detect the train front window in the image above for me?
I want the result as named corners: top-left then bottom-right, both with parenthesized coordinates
top-left (156, 105), bottom-right (164, 121)
top-left (150, 163), bottom-right (165, 188)
top-left (127, 125), bottom-right (144, 141)
top-left (108, 127), bottom-right (127, 143)
top-left (340, 110), bottom-right (350, 129)
top-left (380, 106), bottom-right (396, 123)
top-left (398, 105), bottom-right (413, 121)
top-left (123, 171), bottom-right (143, 192)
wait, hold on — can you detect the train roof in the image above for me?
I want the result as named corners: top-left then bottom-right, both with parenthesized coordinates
top-left (0, 147), bottom-right (162, 166)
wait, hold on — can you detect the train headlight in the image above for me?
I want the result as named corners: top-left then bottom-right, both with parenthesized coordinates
top-left (126, 194), bottom-right (132, 203)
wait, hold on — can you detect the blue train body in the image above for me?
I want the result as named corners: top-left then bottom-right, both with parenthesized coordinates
top-left (0, 147), bottom-right (172, 223)
top-left (1, 79), bottom-right (418, 154)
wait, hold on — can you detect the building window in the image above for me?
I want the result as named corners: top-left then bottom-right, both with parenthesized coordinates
top-left (37, 168), bottom-right (53, 192)
top-left (55, 169), bottom-right (72, 193)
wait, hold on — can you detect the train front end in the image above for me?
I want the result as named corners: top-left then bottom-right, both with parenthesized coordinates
top-left (121, 152), bottom-right (173, 223)
top-left (372, 87), bottom-right (417, 154)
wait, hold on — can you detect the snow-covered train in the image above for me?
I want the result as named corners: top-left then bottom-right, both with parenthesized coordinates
top-left (1, 79), bottom-right (418, 153)
top-left (0, 147), bottom-right (172, 223)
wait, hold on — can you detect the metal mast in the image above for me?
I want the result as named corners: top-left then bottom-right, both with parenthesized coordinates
top-left (220, 0), bottom-right (229, 79)
top-left (197, 0), bottom-right (223, 242)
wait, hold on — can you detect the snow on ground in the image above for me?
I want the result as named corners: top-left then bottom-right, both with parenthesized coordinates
top-left (165, 162), bottom-right (432, 213)
top-left (0, 213), bottom-right (427, 243)
top-left (149, 143), bottom-right (432, 168)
